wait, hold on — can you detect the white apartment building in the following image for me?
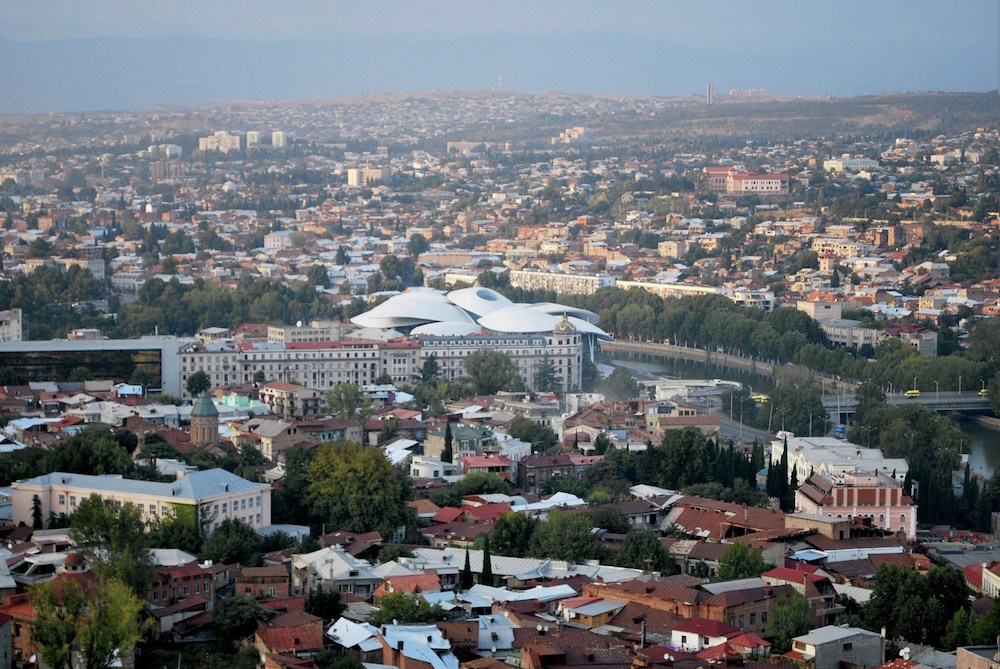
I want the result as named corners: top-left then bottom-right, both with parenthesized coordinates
top-left (509, 269), bottom-right (616, 295)
top-left (11, 468), bottom-right (271, 533)
top-left (347, 167), bottom-right (385, 187)
top-left (419, 330), bottom-right (582, 393)
top-left (0, 309), bottom-right (22, 342)
top-left (271, 131), bottom-right (287, 148)
top-left (823, 156), bottom-right (880, 173)
top-left (198, 131), bottom-right (242, 154)
top-left (267, 321), bottom-right (345, 344)
top-left (811, 237), bottom-right (871, 258)
top-left (179, 339), bottom-right (419, 398)
top-left (771, 436), bottom-right (908, 486)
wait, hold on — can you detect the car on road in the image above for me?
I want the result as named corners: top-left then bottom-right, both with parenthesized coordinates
top-left (752, 394), bottom-right (769, 403)
top-left (904, 389), bottom-right (921, 398)
top-left (980, 388), bottom-right (989, 397)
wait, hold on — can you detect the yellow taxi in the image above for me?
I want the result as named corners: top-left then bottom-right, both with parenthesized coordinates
top-left (980, 388), bottom-right (989, 397)
top-left (751, 394), bottom-right (769, 403)
top-left (904, 389), bottom-right (920, 398)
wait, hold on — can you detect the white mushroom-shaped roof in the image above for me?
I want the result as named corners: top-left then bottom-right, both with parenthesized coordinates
top-left (477, 306), bottom-right (562, 334)
top-left (525, 302), bottom-right (601, 325)
top-left (351, 291), bottom-right (474, 329)
top-left (410, 321), bottom-right (485, 337)
top-left (447, 286), bottom-right (514, 318)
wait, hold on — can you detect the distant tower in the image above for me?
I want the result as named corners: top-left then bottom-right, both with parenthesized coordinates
top-left (707, 82), bottom-right (714, 105)
top-left (190, 389), bottom-right (219, 447)
top-left (497, 72), bottom-right (503, 90)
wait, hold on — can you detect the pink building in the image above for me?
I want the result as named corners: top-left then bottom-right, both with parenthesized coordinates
top-left (795, 472), bottom-right (917, 540)
top-left (460, 454), bottom-right (513, 478)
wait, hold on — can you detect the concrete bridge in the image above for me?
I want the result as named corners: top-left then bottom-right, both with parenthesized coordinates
top-left (823, 390), bottom-right (992, 424)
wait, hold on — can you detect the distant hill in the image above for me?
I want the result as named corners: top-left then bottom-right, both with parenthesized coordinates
top-left (0, 32), bottom-right (994, 115)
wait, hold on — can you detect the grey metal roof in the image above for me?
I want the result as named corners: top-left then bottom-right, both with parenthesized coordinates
top-left (15, 468), bottom-right (268, 502)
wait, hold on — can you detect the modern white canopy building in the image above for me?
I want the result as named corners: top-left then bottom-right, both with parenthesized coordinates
top-left (350, 287), bottom-right (611, 392)
top-left (351, 286), bottom-right (610, 362)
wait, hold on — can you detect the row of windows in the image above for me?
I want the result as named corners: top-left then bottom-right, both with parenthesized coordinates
top-left (153, 581), bottom-right (211, 601)
top-left (212, 496), bottom-right (261, 517)
top-left (211, 514), bottom-right (260, 531)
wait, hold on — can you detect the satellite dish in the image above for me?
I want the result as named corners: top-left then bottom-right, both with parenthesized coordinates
top-left (393, 619), bottom-right (398, 625)
top-left (536, 624), bottom-right (543, 632)
top-left (900, 648), bottom-right (911, 660)
top-left (664, 654), bottom-right (674, 662)
top-left (491, 646), bottom-right (497, 654)
top-left (296, 320), bottom-right (303, 327)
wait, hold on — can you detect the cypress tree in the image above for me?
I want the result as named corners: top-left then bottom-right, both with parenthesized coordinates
top-left (481, 534), bottom-right (494, 587)
top-left (460, 548), bottom-right (474, 590)
top-left (442, 422), bottom-right (453, 463)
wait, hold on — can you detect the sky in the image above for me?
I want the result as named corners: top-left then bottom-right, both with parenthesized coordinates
top-left (1, 1), bottom-right (997, 113)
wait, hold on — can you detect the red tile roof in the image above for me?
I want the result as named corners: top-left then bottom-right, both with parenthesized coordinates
top-left (256, 624), bottom-right (325, 654)
top-left (672, 618), bottom-right (741, 638)
top-left (374, 573), bottom-right (441, 599)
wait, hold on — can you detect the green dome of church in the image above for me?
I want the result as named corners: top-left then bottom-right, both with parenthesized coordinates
top-left (191, 389), bottom-right (219, 417)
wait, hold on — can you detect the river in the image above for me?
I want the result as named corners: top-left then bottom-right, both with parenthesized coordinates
top-left (605, 349), bottom-right (1000, 479)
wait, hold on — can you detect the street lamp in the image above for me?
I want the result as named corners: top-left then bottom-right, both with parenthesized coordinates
top-left (913, 376), bottom-right (919, 392)
top-left (959, 375), bottom-right (963, 394)
top-left (935, 380), bottom-right (939, 402)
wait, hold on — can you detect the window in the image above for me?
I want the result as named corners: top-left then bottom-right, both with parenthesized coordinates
top-left (256, 514), bottom-right (261, 524)
top-left (761, 612), bottom-right (767, 624)
top-left (256, 496), bottom-right (261, 506)
top-left (222, 503), bottom-right (227, 514)
top-left (681, 635), bottom-right (687, 645)
top-left (249, 497), bottom-right (254, 508)
top-left (241, 499), bottom-right (246, 510)
top-left (750, 613), bottom-right (756, 625)
top-left (184, 586), bottom-right (189, 596)
top-left (843, 643), bottom-right (853, 651)
top-left (58, 494), bottom-right (65, 505)
top-left (70, 495), bottom-right (76, 507)
top-left (269, 586), bottom-right (276, 597)
top-left (150, 504), bottom-right (157, 515)
top-left (161, 506), bottom-right (168, 516)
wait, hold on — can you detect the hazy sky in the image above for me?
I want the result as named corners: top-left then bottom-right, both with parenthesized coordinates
top-left (1, 1), bottom-right (997, 112)
top-left (4, 0), bottom-right (996, 48)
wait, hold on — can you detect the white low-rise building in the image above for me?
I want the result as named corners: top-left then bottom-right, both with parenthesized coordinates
top-left (11, 468), bottom-right (271, 532)
top-left (771, 436), bottom-right (908, 486)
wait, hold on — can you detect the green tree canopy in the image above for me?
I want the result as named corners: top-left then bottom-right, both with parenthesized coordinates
top-left (770, 593), bottom-right (815, 653)
top-left (370, 591), bottom-right (449, 626)
top-left (201, 518), bottom-right (263, 566)
top-left (214, 595), bottom-right (268, 648)
top-left (601, 367), bottom-right (640, 401)
top-left (30, 575), bottom-right (147, 669)
top-left (489, 512), bottom-right (539, 558)
top-left (463, 349), bottom-right (526, 395)
top-left (69, 494), bottom-right (154, 598)
top-left (308, 440), bottom-right (413, 538)
top-left (186, 370), bottom-right (210, 396)
top-left (326, 383), bottom-right (373, 422)
top-left (614, 530), bottom-right (677, 575)
top-left (528, 509), bottom-right (605, 563)
top-left (715, 542), bottom-right (768, 581)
